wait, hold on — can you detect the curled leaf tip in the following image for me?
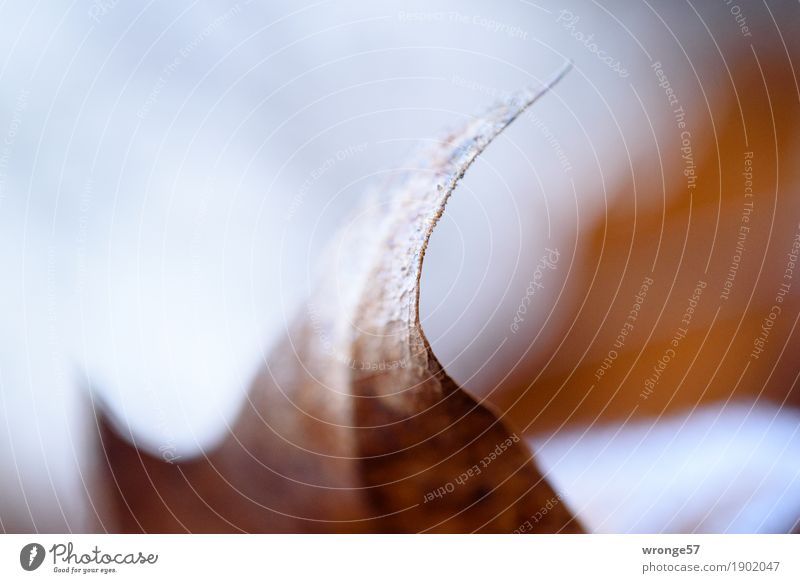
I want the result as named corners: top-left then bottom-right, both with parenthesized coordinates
top-left (92, 63), bottom-right (582, 534)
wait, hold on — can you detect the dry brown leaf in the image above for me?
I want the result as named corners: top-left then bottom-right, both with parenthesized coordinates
top-left (91, 64), bottom-right (583, 533)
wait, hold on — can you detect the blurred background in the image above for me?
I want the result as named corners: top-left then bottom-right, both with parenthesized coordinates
top-left (0, 0), bottom-right (799, 533)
